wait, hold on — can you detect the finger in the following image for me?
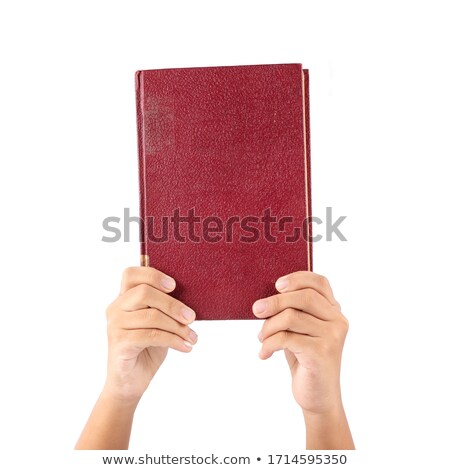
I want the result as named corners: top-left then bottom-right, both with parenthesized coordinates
top-left (253, 289), bottom-right (334, 321)
top-left (118, 284), bottom-right (196, 324)
top-left (123, 328), bottom-right (194, 353)
top-left (275, 271), bottom-right (338, 306)
top-left (116, 308), bottom-right (198, 345)
top-left (259, 331), bottom-right (316, 359)
top-left (259, 308), bottom-right (326, 342)
top-left (120, 266), bottom-right (176, 294)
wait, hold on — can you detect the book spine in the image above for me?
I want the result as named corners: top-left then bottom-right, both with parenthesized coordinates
top-left (135, 71), bottom-right (149, 267)
top-left (303, 69), bottom-right (313, 271)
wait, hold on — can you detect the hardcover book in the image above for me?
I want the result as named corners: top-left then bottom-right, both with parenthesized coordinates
top-left (135, 63), bottom-right (312, 320)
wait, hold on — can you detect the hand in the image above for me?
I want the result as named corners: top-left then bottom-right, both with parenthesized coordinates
top-left (253, 271), bottom-right (348, 416)
top-left (104, 267), bottom-right (198, 404)
top-left (76, 267), bottom-right (198, 450)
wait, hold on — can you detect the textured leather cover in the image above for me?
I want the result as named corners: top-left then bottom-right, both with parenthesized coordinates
top-left (135, 64), bottom-right (312, 320)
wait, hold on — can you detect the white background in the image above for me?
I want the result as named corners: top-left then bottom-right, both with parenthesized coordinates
top-left (1, 1), bottom-right (449, 468)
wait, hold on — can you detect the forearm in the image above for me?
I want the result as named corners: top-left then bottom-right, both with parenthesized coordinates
top-left (303, 402), bottom-right (354, 450)
top-left (75, 388), bottom-right (139, 450)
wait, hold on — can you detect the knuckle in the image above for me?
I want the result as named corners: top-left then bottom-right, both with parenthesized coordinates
top-left (325, 319), bottom-right (348, 349)
top-left (147, 267), bottom-right (159, 276)
top-left (167, 296), bottom-right (181, 314)
top-left (147, 328), bottom-right (161, 340)
top-left (301, 288), bottom-right (315, 308)
top-left (277, 330), bottom-right (289, 344)
top-left (283, 271), bottom-right (299, 284)
top-left (145, 308), bottom-right (158, 322)
top-left (316, 274), bottom-right (330, 289)
top-left (271, 295), bottom-right (281, 313)
top-left (180, 325), bottom-right (191, 338)
top-left (286, 308), bottom-right (298, 322)
top-left (122, 266), bottom-right (136, 283)
top-left (260, 319), bottom-right (270, 337)
top-left (105, 302), bottom-right (120, 325)
top-left (145, 267), bottom-right (158, 284)
top-left (108, 326), bottom-right (125, 345)
top-left (134, 283), bottom-right (150, 300)
top-left (339, 314), bottom-right (349, 333)
top-left (329, 326), bottom-right (342, 344)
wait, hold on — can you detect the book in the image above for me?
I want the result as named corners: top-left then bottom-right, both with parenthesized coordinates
top-left (135, 63), bottom-right (312, 320)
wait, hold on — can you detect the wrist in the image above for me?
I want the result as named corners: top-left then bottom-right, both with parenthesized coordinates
top-left (100, 383), bottom-right (143, 410)
top-left (302, 401), bottom-right (354, 450)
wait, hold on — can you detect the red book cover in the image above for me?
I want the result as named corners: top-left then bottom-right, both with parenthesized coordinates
top-left (135, 63), bottom-right (312, 320)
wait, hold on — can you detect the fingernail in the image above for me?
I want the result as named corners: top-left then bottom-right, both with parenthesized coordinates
top-left (275, 277), bottom-right (289, 291)
top-left (188, 330), bottom-right (198, 343)
top-left (182, 307), bottom-right (196, 322)
top-left (257, 331), bottom-right (263, 342)
top-left (252, 300), bottom-right (267, 315)
top-left (183, 340), bottom-right (193, 349)
top-left (161, 276), bottom-right (176, 290)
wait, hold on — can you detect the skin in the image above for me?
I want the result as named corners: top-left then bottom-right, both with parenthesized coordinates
top-left (254, 271), bottom-right (354, 450)
top-left (75, 268), bottom-right (354, 450)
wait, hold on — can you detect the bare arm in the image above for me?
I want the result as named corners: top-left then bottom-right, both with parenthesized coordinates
top-left (75, 267), bottom-right (197, 450)
top-left (254, 271), bottom-right (354, 450)
top-left (75, 389), bottom-right (138, 450)
top-left (303, 405), bottom-right (354, 450)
